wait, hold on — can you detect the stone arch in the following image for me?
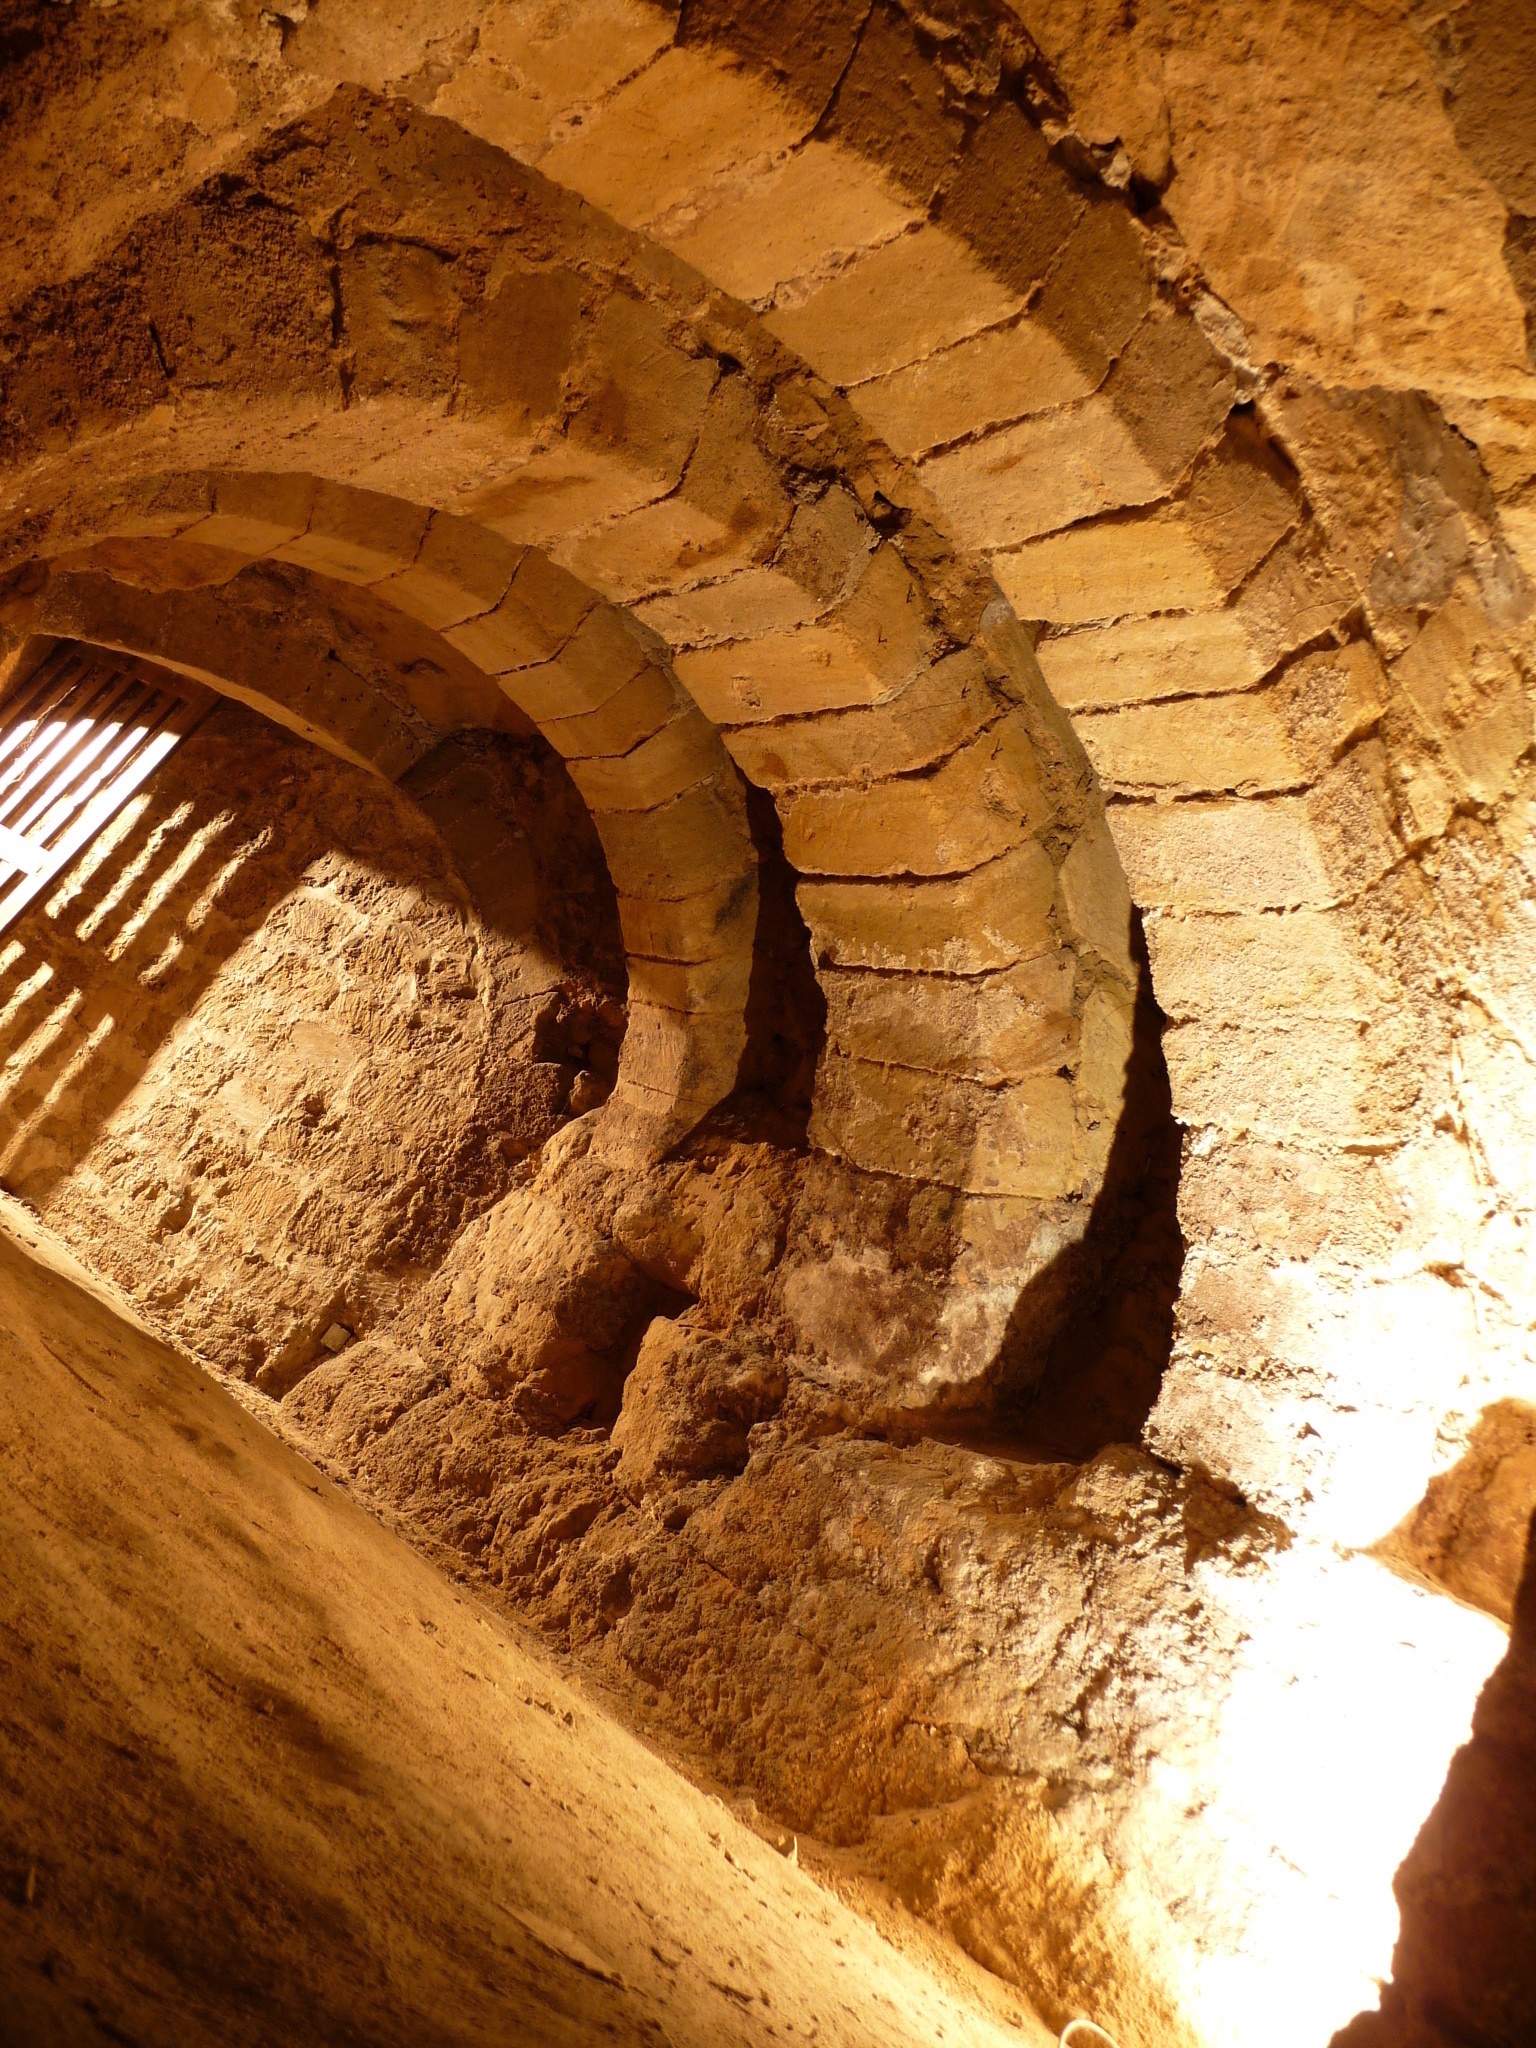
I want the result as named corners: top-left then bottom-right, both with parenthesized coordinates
top-left (0, 91), bottom-right (1146, 1403)
top-left (3, 481), bottom-right (760, 1166)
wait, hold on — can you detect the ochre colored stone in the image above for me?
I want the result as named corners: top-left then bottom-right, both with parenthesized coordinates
top-left (994, 509), bottom-right (1224, 626)
top-left (616, 874), bottom-right (757, 966)
top-left (822, 952), bottom-right (1078, 1085)
top-left (541, 46), bottom-right (810, 229)
top-left (635, 568), bottom-right (820, 648)
top-left (1036, 609), bottom-right (1265, 710)
top-left (1074, 691), bottom-right (1302, 797)
top-left (661, 141), bottom-right (919, 306)
top-left (182, 471), bottom-right (317, 558)
top-left (851, 320), bottom-right (1100, 459)
top-left (1057, 818), bottom-right (1137, 979)
top-left (675, 622), bottom-right (884, 724)
top-left (921, 397), bottom-right (1164, 551)
top-left (596, 775), bottom-right (754, 903)
top-left (433, 0), bottom-right (674, 162)
top-left (566, 707), bottom-right (723, 810)
top-left (766, 227), bottom-right (1023, 388)
top-left (1276, 641), bottom-right (1387, 778)
top-left (723, 649), bottom-right (1000, 790)
top-left (799, 842), bottom-right (1058, 974)
top-left (1394, 584), bottom-right (1532, 806)
top-left (524, 663), bottom-right (677, 760)
top-left (375, 512), bottom-right (523, 631)
top-left (782, 710), bottom-right (1047, 878)
top-left (272, 481), bottom-right (429, 585)
top-left (445, 554), bottom-right (597, 676)
top-left (1110, 796), bottom-right (1333, 912)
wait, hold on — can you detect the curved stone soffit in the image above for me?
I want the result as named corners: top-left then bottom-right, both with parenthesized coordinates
top-left (4, 486), bottom-right (761, 1169)
top-left (0, 90), bottom-right (1142, 1389)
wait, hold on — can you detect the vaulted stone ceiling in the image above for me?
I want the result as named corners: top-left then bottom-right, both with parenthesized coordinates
top-left (0, 7), bottom-right (1533, 2048)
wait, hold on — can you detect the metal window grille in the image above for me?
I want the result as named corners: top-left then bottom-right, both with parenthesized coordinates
top-left (0, 643), bottom-right (213, 936)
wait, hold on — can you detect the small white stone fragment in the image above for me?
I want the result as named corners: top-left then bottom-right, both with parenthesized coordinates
top-left (320, 1323), bottom-right (352, 1354)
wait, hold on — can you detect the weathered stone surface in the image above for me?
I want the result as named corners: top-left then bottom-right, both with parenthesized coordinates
top-left (567, 707), bottom-right (723, 810)
top-left (273, 481), bottom-right (429, 585)
top-left (612, 1318), bottom-right (787, 1497)
top-left (921, 398), bottom-right (1165, 550)
top-left (374, 511), bottom-right (523, 631)
top-left (799, 843), bottom-right (1059, 973)
top-left (596, 775), bottom-right (755, 903)
top-left (635, 567), bottom-right (820, 648)
top-left (810, 1050), bottom-right (1080, 1199)
top-left (782, 711), bottom-right (1047, 878)
top-left (444, 551), bottom-right (595, 674)
top-left (1146, 906), bottom-right (1393, 1024)
top-left (537, 661), bottom-right (679, 760)
top-left (1058, 817), bottom-right (1136, 978)
top-left (616, 874), bottom-right (757, 965)
top-left (540, 45), bottom-right (810, 230)
top-left (993, 509), bottom-right (1224, 627)
top-left (432, 0), bottom-right (676, 162)
top-left (183, 470), bottom-right (316, 558)
top-left (1075, 690), bottom-right (1302, 797)
top-left (852, 322), bottom-right (1102, 459)
top-left (823, 953), bottom-right (1078, 1085)
top-left (662, 140), bottom-right (918, 306)
top-left (766, 227), bottom-right (1024, 388)
top-left (1273, 639), bottom-right (1386, 777)
top-left (10, 24), bottom-right (1536, 2048)
top-left (676, 622), bottom-right (887, 723)
top-left (1109, 795), bottom-right (1334, 912)
top-left (724, 649), bottom-right (1000, 789)
top-left (1038, 607), bottom-right (1266, 712)
top-left (1394, 582), bottom-right (1533, 806)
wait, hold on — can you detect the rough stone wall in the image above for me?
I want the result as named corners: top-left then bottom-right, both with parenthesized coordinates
top-left (0, 672), bottom-right (625, 1390)
top-left (0, 9), bottom-right (1533, 2048)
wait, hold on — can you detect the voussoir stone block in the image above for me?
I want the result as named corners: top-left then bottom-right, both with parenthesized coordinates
top-left (1275, 641), bottom-right (1386, 779)
top-left (1075, 691), bottom-right (1302, 797)
top-left (993, 509), bottom-right (1224, 627)
top-left (626, 948), bottom-right (754, 1019)
top-left (540, 45), bottom-right (810, 231)
top-left (724, 648), bottom-right (1000, 790)
top-left (272, 481), bottom-right (429, 585)
top-left (616, 874), bottom-right (757, 966)
top-left (596, 775), bottom-right (755, 902)
top-left (502, 605), bottom-right (653, 724)
top-left (921, 397), bottom-right (1164, 551)
top-left (822, 952), bottom-right (1078, 1085)
top-left (635, 567), bottom-right (819, 649)
top-left (799, 842), bottom-right (1058, 974)
top-left (782, 709), bottom-right (1046, 878)
top-left (1110, 795), bottom-right (1333, 913)
top-left (538, 662), bottom-right (678, 761)
top-left (675, 622), bottom-right (885, 724)
top-left (766, 225), bottom-right (1024, 388)
top-left (182, 471), bottom-right (316, 557)
top-left (661, 139), bottom-right (919, 307)
top-left (566, 707), bottom-right (722, 811)
top-left (566, 291), bottom-right (719, 491)
top-left (1036, 609), bottom-right (1265, 711)
top-left (444, 551), bottom-right (596, 675)
top-left (609, 1002), bottom-right (748, 1115)
top-left (1057, 818), bottom-right (1136, 981)
top-left (1394, 584), bottom-right (1532, 806)
top-left (374, 512), bottom-right (523, 631)
top-left (812, 1052), bottom-right (1080, 1199)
